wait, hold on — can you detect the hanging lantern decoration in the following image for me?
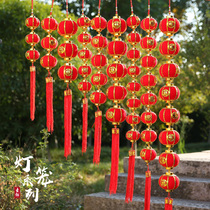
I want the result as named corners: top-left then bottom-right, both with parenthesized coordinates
top-left (40, 0), bottom-right (58, 133)
top-left (125, 0), bottom-right (141, 203)
top-left (106, 0), bottom-right (128, 195)
top-left (139, 0), bottom-right (158, 208)
top-left (25, 0), bottom-right (40, 121)
top-left (158, 0), bottom-right (181, 209)
top-left (77, 0), bottom-right (92, 154)
top-left (90, 0), bottom-right (108, 164)
top-left (57, 0), bottom-right (78, 158)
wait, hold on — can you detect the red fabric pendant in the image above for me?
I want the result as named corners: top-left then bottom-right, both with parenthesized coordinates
top-left (64, 89), bottom-right (72, 158)
top-left (109, 127), bottom-right (120, 194)
top-left (165, 197), bottom-right (173, 210)
top-left (125, 149), bottom-right (135, 203)
top-left (93, 110), bottom-right (102, 164)
top-left (144, 169), bottom-right (151, 210)
top-left (82, 97), bottom-right (88, 153)
top-left (46, 76), bottom-right (54, 133)
top-left (30, 66), bottom-right (36, 121)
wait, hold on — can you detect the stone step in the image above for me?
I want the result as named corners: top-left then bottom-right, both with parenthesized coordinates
top-left (105, 173), bottom-right (210, 202)
top-left (84, 192), bottom-right (210, 210)
top-left (123, 150), bottom-right (210, 178)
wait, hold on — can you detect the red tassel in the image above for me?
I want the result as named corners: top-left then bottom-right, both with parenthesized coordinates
top-left (82, 97), bottom-right (88, 153)
top-left (30, 66), bottom-right (36, 121)
top-left (125, 149), bottom-right (135, 203)
top-left (93, 110), bottom-right (102, 164)
top-left (46, 76), bottom-right (54, 133)
top-left (64, 89), bottom-right (72, 159)
top-left (144, 168), bottom-right (151, 210)
top-left (109, 127), bottom-right (120, 194)
top-left (165, 197), bottom-right (173, 210)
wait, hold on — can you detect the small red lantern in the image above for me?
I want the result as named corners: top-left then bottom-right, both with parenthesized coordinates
top-left (126, 130), bottom-right (141, 142)
top-left (107, 86), bottom-right (127, 102)
top-left (140, 36), bottom-right (157, 51)
top-left (127, 65), bottom-right (141, 78)
top-left (159, 108), bottom-right (180, 125)
top-left (141, 129), bottom-right (157, 144)
top-left (140, 74), bottom-right (157, 88)
top-left (159, 130), bottom-right (180, 147)
top-left (25, 16), bottom-right (40, 30)
top-left (90, 91), bottom-right (106, 105)
top-left (126, 98), bottom-right (141, 109)
top-left (159, 62), bottom-right (180, 79)
top-left (41, 17), bottom-right (58, 33)
top-left (127, 48), bottom-right (141, 61)
top-left (91, 73), bottom-right (107, 87)
top-left (40, 54), bottom-right (57, 70)
top-left (126, 113), bottom-right (141, 125)
top-left (140, 55), bottom-right (157, 70)
top-left (159, 152), bottom-right (180, 169)
top-left (25, 49), bottom-right (40, 62)
top-left (25, 33), bottom-right (40, 46)
top-left (77, 32), bottom-right (92, 45)
top-left (57, 64), bottom-right (78, 82)
top-left (91, 54), bottom-right (107, 68)
top-left (107, 63), bottom-right (127, 80)
top-left (58, 19), bottom-right (78, 38)
top-left (77, 16), bottom-right (91, 29)
top-left (159, 16), bottom-right (180, 37)
top-left (78, 81), bottom-right (92, 94)
top-left (91, 35), bottom-right (108, 49)
top-left (78, 65), bottom-right (92, 78)
top-left (106, 107), bottom-right (127, 125)
top-left (159, 40), bottom-right (180, 58)
top-left (91, 16), bottom-right (107, 32)
top-left (107, 40), bottom-right (128, 58)
top-left (141, 111), bottom-right (157, 125)
top-left (107, 17), bottom-right (127, 36)
top-left (159, 173), bottom-right (180, 192)
top-left (140, 148), bottom-right (156, 163)
top-left (41, 36), bottom-right (58, 51)
top-left (126, 82), bottom-right (141, 93)
top-left (78, 49), bottom-right (92, 60)
top-left (159, 86), bottom-right (180, 102)
top-left (126, 15), bottom-right (140, 29)
top-left (140, 17), bottom-right (158, 33)
top-left (127, 32), bottom-right (141, 45)
top-left (57, 42), bottom-right (78, 60)
top-left (141, 92), bottom-right (157, 106)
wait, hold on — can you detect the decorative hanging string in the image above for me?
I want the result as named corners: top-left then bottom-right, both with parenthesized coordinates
top-left (115, 0), bottom-right (118, 15)
top-left (31, 0), bottom-right (34, 15)
top-left (169, 0), bottom-right (171, 14)
top-left (82, 0), bottom-right (84, 15)
top-left (130, 0), bottom-right (133, 14)
top-left (66, 0), bottom-right (68, 17)
top-left (98, 0), bottom-right (101, 15)
top-left (50, 0), bottom-right (55, 16)
top-left (148, 0), bottom-right (150, 16)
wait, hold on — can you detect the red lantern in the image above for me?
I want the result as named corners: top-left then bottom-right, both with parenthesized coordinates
top-left (78, 65), bottom-right (92, 78)
top-left (159, 40), bottom-right (180, 58)
top-left (57, 43), bottom-right (78, 60)
top-left (41, 17), bottom-right (58, 32)
top-left (106, 107), bottom-right (127, 125)
top-left (126, 113), bottom-right (141, 125)
top-left (107, 86), bottom-right (127, 102)
top-left (159, 16), bottom-right (180, 37)
top-left (77, 16), bottom-right (91, 29)
top-left (91, 73), bottom-right (107, 87)
top-left (141, 111), bottom-right (157, 125)
top-left (41, 36), bottom-right (58, 51)
top-left (126, 82), bottom-right (141, 93)
top-left (107, 63), bottom-right (127, 80)
top-left (25, 33), bottom-right (40, 46)
top-left (140, 36), bottom-right (157, 51)
top-left (140, 148), bottom-right (156, 163)
top-left (91, 16), bottom-right (107, 32)
top-left (90, 91), bottom-right (106, 105)
top-left (77, 32), bottom-right (92, 45)
top-left (127, 65), bottom-right (141, 78)
top-left (159, 108), bottom-right (180, 125)
top-left (159, 130), bottom-right (180, 147)
top-left (140, 74), bottom-right (157, 88)
top-left (159, 62), bottom-right (180, 79)
top-left (91, 54), bottom-right (107, 68)
top-left (141, 129), bottom-right (157, 144)
top-left (141, 92), bottom-right (157, 106)
top-left (78, 81), bottom-right (92, 94)
top-left (25, 49), bottom-right (40, 62)
top-left (159, 86), bottom-right (180, 102)
top-left (57, 64), bottom-right (78, 82)
top-left (78, 49), bottom-right (92, 60)
top-left (127, 48), bottom-right (141, 61)
top-left (127, 32), bottom-right (141, 45)
top-left (58, 19), bottom-right (78, 38)
top-left (126, 130), bottom-right (140, 142)
top-left (126, 98), bottom-right (141, 109)
top-left (126, 15), bottom-right (140, 29)
top-left (141, 55), bottom-right (157, 70)
top-left (140, 17), bottom-right (157, 33)
top-left (91, 35), bottom-right (108, 49)
top-left (25, 16), bottom-right (40, 30)
top-left (107, 17), bottom-right (127, 36)
top-left (107, 40), bottom-right (128, 58)
top-left (159, 173), bottom-right (180, 192)
top-left (159, 152), bottom-right (180, 169)
top-left (40, 54), bottom-right (57, 70)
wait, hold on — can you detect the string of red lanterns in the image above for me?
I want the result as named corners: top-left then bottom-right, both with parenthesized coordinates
top-left (25, 0), bottom-right (40, 121)
top-left (125, 0), bottom-right (141, 203)
top-left (158, 0), bottom-right (181, 209)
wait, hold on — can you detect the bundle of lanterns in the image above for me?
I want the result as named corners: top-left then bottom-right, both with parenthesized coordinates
top-left (124, 0), bottom-right (141, 203)
top-left (158, 1), bottom-right (181, 209)
top-left (139, 0), bottom-right (158, 209)
top-left (57, 1), bottom-right (78, 158)
top-left (77, 2), bottom-right (92, 154)
top-left (90, 0), bottom-right (108, 164)
top-left (105, 0), bottom-right (128, 195)
top-left (40, 1), bottom-right (58, 133)
top-left (25, 0), bottom-right (40, 121)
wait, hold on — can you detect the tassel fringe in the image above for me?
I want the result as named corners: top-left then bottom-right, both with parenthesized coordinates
top-left (82, 97), bottom-right (88, 153)
top-left (30, 66), bottom-right (36, 121)
top-left (165, 197), bottom-right (173, 210)
top-left (144, 169), bottom-right (151, 210)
